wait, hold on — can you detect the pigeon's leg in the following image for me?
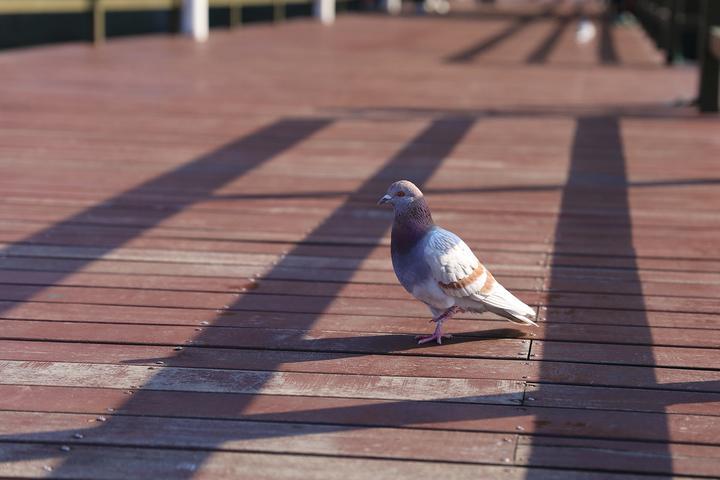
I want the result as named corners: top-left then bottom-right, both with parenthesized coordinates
top-left (416, 306), bottom-right (462, 345)
top-left (428, 305), bottom-right (463, 323)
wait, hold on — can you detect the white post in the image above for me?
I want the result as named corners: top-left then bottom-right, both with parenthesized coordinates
top-left (182, 0), bottom-right (209, 41)
top-left (384, 0), bottom-right (401, 15)
top-left (314, 0), bottom-right (335, 25)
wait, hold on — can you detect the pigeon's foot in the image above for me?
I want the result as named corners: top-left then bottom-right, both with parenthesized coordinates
top-left (416, 318), bottom-right (452, 344)
top-left (415, 332), bottom-right (453, 345)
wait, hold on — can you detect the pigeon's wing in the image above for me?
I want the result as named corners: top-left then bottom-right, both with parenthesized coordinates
top-left (424, 228), bottom-right (485, 298)
top-left (425, 228), bottom-right (537, 324)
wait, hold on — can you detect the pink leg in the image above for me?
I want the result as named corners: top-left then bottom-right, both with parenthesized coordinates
top-left (415, 306), bottom-right (462, 345)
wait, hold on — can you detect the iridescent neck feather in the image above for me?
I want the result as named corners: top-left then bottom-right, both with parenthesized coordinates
top-left (391, 198), bottom-right (434, 254)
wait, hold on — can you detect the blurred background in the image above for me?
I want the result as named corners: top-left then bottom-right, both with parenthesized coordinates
top-left (0, 0), bottom-right (710, 61)
top-left (1, 0), bottom-right (717, 111)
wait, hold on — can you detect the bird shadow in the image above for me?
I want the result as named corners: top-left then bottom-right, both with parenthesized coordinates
top-left (118, 328), bottom-right (529, 367)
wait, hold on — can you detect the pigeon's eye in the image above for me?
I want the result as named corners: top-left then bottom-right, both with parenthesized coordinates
top-left (396, 191), bottom-right (405, 197)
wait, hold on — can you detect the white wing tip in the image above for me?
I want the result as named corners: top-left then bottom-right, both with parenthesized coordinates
top-left (506, 307), bottom-right (539, 327)
top-left (507, 315), bottom-right (539, 327)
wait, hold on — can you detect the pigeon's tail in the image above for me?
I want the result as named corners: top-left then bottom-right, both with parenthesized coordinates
top-left (483, 303), bottom-right (539, 327)
top-left (470, 281), bottom-right (539, 327)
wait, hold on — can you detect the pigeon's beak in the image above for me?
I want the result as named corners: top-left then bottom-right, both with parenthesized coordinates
top-left (377, 194), bottom-right (392, 206)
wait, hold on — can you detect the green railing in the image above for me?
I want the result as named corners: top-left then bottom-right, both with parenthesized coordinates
top-left (0, 0), bottom-right (348, 45)
top-left (209, 0), bottom-right (315, 26)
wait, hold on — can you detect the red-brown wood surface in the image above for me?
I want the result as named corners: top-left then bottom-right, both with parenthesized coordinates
top-left (0, 0), bottom-right (718, 478)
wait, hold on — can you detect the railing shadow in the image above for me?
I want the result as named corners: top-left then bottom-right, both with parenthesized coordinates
top-left (445, 8), bottom-right (554, 63)
top-left (1, 111), bottom-right (713, 477)
top-left (443, 1), bottom-right (619, 66)
top-left (206, 176), bottom-right (720, 201)
top-left (0, 117), bottom-right (333, 316)
top-left (0, 116), bottom-right (479, 475)
top-left (528, 116), bottom-right (670, 477)
top-left (526, 12), bottom-right (574, 64)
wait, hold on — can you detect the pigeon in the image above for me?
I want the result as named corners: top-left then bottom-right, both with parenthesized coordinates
top-left (378, 180), bottom-right (538, 344)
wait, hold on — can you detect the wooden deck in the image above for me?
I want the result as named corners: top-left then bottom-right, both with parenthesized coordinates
top-left (1, 1), bottom-right (720, 478)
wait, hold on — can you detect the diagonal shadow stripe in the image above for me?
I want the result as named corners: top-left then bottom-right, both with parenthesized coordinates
top-left (526, 14), bottom-right (573, 64)
top-left (0, 377), bottom-right (710, 477)
top-left (527, 116), bottom-right (672, 476)
top-left (6, 117), bottom-right (475, 475)
top-left (0, 117), bottom-right (711, 477)
top-left (445, 9), bottom-right (551, 63)
top-left (0, 118), bottom-right (333, 316)
top-left (599, 15), bottom-right (619, 65)
top-left (205, 177), bottom-right (720, 201)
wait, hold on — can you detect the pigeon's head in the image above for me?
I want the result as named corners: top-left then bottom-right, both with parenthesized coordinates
top-left (377, 180), bottom-right (423, 209)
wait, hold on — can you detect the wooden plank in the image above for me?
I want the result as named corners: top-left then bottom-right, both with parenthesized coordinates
top-left (1, 385), bottom-right (719, 445)
top-left (3, 267), bottom-right (718, 309)
top-left (0, 241), bottom-right (546, 271)
top-left (0, 360), bottom-right (526, 404)
top-left (0, 411), bottom-right (515, 465)
top-left (0, 269), bottom-right (528, 296)
top-left (0, 238), bottom-right (720, 297)
top-left (2, 200), bottom-right (717, 253)
top-left (0, 443), bottom-right (673, 480)
top-left (0, 279), bottom-right (542, 309)
top-left (0, 289), bottom-right (540, 324)
top-left (0, 269), bottom-right (256, 293)
top-left (0, 244), bottom-right (545, 278)
top-left (537, 308), bottom-right (720, 329)
top-left (0, 410), bottom-right (714, 476)
top-left (0, 257), bottom-right (399, 283)
top-left (543, 291), bottom-right (720, 314)
top-left (1, 309), bottom-right (718, 350)
top-left (517, 437), bottom-right (720, 477)
top-left (551, 253), bottom-right (720, 274)
top-left (0, 244), bottom-right (286, 267)
top-left (531, 340), bottom-right (720, 369)
top-left (1, 216), bottom-right (716, 262)
top-left (2, 248), bottom-right (717, 288)
top-left (0, 203), bottom-right (545, 233)
top-left (0, 199), bottom-right (714, 255)
top-left (4, 184), bottom-right (714, 222)
top-left (0, 320), bottom-right (531, 358)
top-left (0, 273), bottom-right (718, 324)
top-left (1, 296), bottom-right (719, 332)
top-left (532, 323), bottom-right (720, 348)
top-left (0, 340), bottom-right (535, 380)
top-left (2, 340), bottom-right (719, 392)
top-left (525, 383), bottom-right (720, 415)
top-left (545, 277), bottom-right (720, 300)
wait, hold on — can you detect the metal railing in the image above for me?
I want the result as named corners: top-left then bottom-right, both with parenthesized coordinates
top-left (635, 0), bottom-right (700, 64)
top-left (697, 2), bottom-right (719, 112)
top-left (635, 0), bottom-right (719, 112)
